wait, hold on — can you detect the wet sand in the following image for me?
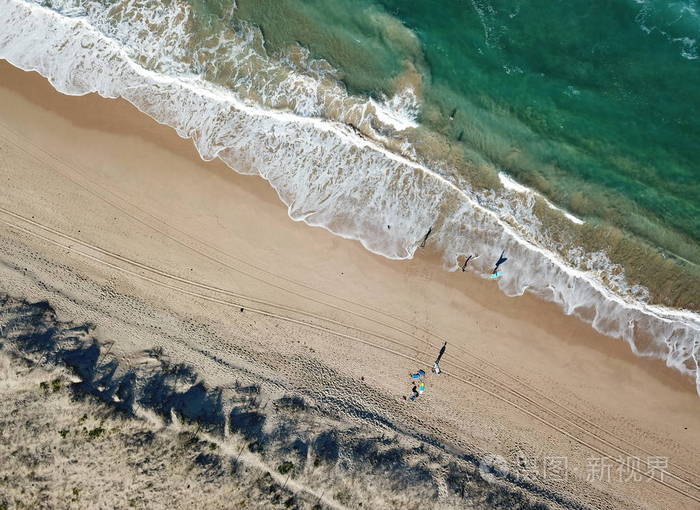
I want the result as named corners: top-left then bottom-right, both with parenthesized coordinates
top-left (0, 60), bottom-right (698, 509)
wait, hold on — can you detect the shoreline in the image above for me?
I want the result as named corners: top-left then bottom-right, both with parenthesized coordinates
top-left (1, 0), bottom-right (698, 389)
top-left (1, 60), bottom-right (699, 508)
top-left (0, 59), bottom-right (691, 391)
top-left (0, 57), bottom-right (695, 395)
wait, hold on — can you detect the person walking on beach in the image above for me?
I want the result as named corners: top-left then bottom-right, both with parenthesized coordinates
top-left (461, 254), bottom-right (479, 272)
top-left (432, 342), bottom-right (447, 374)
top-left (420, 226), bottom-right (433, 248)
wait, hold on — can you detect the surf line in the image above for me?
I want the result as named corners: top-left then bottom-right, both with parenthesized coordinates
top-left (7, 0), bottom-right (700, 335)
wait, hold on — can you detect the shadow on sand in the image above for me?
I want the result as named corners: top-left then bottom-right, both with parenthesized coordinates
top-left (0, 294), bottom-right (598, 510)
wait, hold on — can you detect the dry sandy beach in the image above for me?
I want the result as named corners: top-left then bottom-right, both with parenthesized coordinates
top-left (0, 60), bottom-right (698, 509)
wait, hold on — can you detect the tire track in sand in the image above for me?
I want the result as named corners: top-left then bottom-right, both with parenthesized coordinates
top-left (0, 210), bottom-right (698, 504)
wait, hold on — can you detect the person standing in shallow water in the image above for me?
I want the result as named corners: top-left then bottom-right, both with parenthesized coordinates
top-left (461, 254), bottom-right (479, 272)
top-left (492, 250), bottom-right (508, 275)
top-left (432, 342), bottom-right (447, 374)
top-left (420, 226), bottom-right (433, 248)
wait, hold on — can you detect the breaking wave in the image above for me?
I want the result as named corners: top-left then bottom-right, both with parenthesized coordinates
top-left (1, 0), bottom-right (698, 393)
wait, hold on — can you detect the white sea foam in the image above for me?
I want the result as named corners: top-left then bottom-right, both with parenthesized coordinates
top-left (633, 0), bottom-right (700, 60)
top-left (1, 0), bottom-right (698, 394)
top-left (369, 89), bottom-right (420, 131)
top-left (498, 172), bottom-right (531, 194)
top-left (498, 172), bottom-right (585, 225)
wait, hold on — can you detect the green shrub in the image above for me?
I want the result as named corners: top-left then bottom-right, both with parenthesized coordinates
top-left (87, 427), bottom-right (105, 439)
top-left (334, 489), bottom-right (352, 505)
top-left (277, 461), bottom-right (294, 475)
